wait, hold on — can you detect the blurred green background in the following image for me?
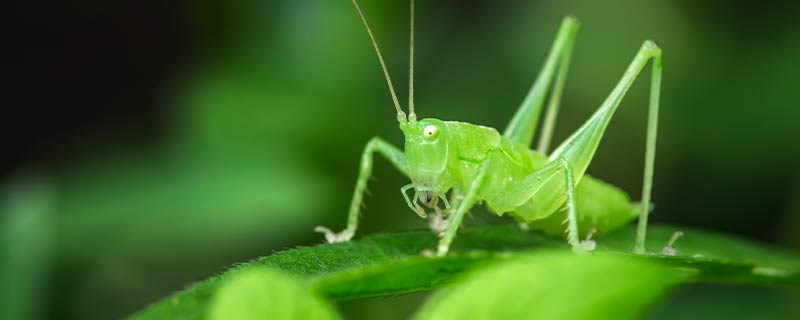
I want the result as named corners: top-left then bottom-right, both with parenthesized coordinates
top-left (3, 0), bottom-right (800, 319)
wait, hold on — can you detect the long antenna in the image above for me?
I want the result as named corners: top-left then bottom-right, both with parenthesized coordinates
top-left (351, 0), bottom-right (406, 122)
top-left (408, 0), bottom-right (416, 122)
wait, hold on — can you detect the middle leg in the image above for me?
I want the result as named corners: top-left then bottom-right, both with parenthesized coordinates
top-left (504, 158), bottom-right (595, 251)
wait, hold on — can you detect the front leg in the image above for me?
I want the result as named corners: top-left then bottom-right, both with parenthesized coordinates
top-left (436, 164), bottom-right (489, 256)
top-left (315, 137), bottom-right (407, 243)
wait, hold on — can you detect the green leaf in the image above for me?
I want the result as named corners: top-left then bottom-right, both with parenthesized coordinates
top-left (207, 268), bottom-right (340, 320)
top-left (598, 225), bottom-right (800, 285)
top-left (130, 224), bottom-right (800, 319)
top-left (413, 251), bottom-right (686, 320)
top-left (313, 253), bottom-right (496, 301)
top-left (0, 176), bottom-right (55, 320)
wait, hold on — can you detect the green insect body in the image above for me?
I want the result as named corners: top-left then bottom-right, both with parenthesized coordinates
top-left (315, 0), bottom-right (664, 256)
top-left (402, 119), bottom-right (637, 238)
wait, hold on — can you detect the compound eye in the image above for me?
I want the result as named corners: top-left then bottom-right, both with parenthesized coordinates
top-left (423, 125), bottom-right (440, 140)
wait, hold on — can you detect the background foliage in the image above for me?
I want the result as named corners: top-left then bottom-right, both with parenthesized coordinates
top-left (3, 0), bottom-right (800, 319)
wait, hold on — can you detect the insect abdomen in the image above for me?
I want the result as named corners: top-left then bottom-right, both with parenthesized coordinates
top-left (524, 175), bottom-right (638, 237)
top-left (479, 140), bottom-right (638, 237)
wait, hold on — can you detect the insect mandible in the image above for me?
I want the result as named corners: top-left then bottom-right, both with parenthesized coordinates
top-left (315, 0), bottom-right (674, 256)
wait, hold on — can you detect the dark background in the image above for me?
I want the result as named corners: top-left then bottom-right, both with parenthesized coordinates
top-left (3, 0), bottom-right (800, 319)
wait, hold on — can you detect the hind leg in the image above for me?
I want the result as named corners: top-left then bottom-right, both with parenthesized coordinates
top-left (545, 41), bottom-right (663, 253)
top-left (503, 16), bottom-right (578, 147)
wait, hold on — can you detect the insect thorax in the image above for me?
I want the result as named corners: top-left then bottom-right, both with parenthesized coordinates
top-left (402, 119), bottom-right (504, 196)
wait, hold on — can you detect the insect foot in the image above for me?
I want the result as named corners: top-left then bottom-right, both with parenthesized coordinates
top-left (571, 228), bottom-right (597, 253)
top-left (314, 226), bottom-right (354, 243)
top-left (436, 243), bottom-right (451, 257)
top-left (661, 230), bottom-right (684, 256)
top-left (429, 213), bottom-right (449, 235)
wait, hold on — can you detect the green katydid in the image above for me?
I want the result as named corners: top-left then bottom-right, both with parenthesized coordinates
top-left (315, 0), bottom-right (675, 257)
